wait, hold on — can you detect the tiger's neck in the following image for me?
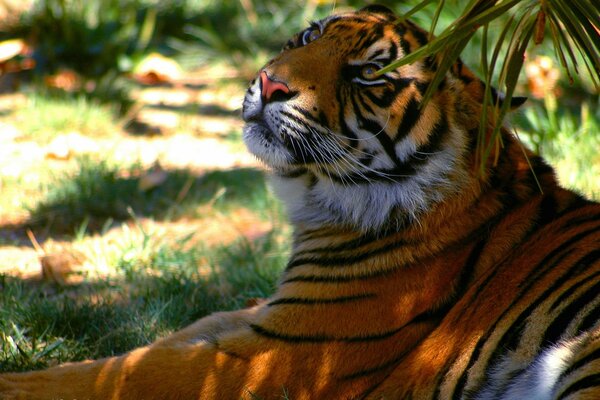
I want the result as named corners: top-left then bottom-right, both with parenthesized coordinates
top-left (268, 133), bottom-right (563, 329)
top-left (269, 127), bottom-right (474, 232)
top-left (252, 136), bottom-right (572, 389)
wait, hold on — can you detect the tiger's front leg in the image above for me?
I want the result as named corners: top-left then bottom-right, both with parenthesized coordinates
top-left (0, 307), bottom-right (260, 400)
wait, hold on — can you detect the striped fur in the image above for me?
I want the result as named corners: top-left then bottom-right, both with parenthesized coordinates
top-left (1, 6), bottom-right (598, 400)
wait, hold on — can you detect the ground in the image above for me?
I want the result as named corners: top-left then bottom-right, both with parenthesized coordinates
top-left (0, 64), bottom-right (274, 283)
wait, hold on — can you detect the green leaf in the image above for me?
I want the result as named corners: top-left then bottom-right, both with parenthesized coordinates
top-left (399, 0), bottom-right (439, 20)
top-left (428, 0), bottom-right (447, 38)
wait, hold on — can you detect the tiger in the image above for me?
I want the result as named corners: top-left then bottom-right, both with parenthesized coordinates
top-left (1, 5), bottom-right (599, 400)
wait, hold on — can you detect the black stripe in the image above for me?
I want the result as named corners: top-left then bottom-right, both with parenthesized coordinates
top-left (362, 85), bottom-right (398, 108)
top-left (369, 48), bottom-right (384, 59)
top-left (360, 76), bottom-right (411, 107)
top-left (387, 42), bottom-right (398, 65)
top-left (446, 238), bottom-right (486, 304)
top-left (550, 268), bottom-right (600, 310)
top-left (504, 193), bottom-right (557, 245)
top-left (329, 162), bottom-right (416, 184)
top-left (281, 124), bottom-right (319, 164)
top-left (341, 350), bottom-right (411, 380)
top-left (251, 303), bottom-right (444, 344)
top-left (394, 24), bottom-right (411, 56)
top-left (561, 212), bottom-right (600, 232)
top-left (557, 373), bottom-right (600, 400)
top-left (277, 168), bottom-right (308, 179)
top-left (356, 90), bottom-right (375, 116)
top-left (267, 293), bottom-right (375, 306)
top-left (280, 109), bottom-right (311, 127)
top-left (457, 249), bottom-right (574, 398)
top-left (354, 28), bottom-right (382, 51)
top-left (326, 110), bottom-right (449, 185)
top-left (416, 113), bottom-right (448, 155)
top-left (282, 267), bottom-right (401, 283)
top-left (410, 25), bottom-right (429, 47)
top-left (287, 238), bottom-right (407, 269)
top-left (293, 231), bottom-right (398, 257)
top-left (434, 235), bottom-right (513, 398)
top-left (356, 152), bottom-right (375, 168)
top-left (250, 322), bottom-right (407, 343)
top-left (414, 80), bottom-right (430, 96)
top-left (542, 270), bottom-right (600, 347)
top-left (395, 94), bottom-right (421, 142)
top-left (576, 300), bottom-right (600, 334)
top-left (361, 118), bottom-right (400, 164)
top-left (560, 347), bottom-right (600, 382)
top-left (519, 226), bottom-right (600, 289)
top-left (289, 105), bottom-right (322, 126)
top-left (288, 202), bottom-right (507, 277)
top-left (516, 201), bottom-right (597, 267)
top-left (451, 225), bottom-right (600, 399)
top-left (338, 92), bottom-right (359, 142)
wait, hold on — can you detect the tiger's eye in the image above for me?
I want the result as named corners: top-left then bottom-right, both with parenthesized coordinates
top-left (302, 28), bottom-right (321, 45)
top-left (361, 64), bottom-right (379, 79)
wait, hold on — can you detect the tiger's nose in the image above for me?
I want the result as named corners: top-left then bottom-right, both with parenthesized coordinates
top-left (260, 71), bottom-right (292, 103)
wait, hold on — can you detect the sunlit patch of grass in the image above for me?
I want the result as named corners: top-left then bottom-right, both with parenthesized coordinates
top-left (26, 156), bottom-right (274, 233)
top-left (515, 98), bottom-right (600, 200)
top-left (5, 93), bottom-right (118, 144)
top-left (0, 222), bottom-right (289, 372)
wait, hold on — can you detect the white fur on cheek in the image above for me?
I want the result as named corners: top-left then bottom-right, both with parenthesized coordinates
top-left (270, 138), bottom-right (467, 232)
top-left (242, 123), bottom-right (293, 168)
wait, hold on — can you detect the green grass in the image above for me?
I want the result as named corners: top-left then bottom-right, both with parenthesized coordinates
top-left (0, 227), bottom-right (288, 372)
top-left (0, 124), bottom-right (288, 371)
top-left (515, 98), bottom-right (600, 200)
top-left (4, 93), bottom-right (118, 144)
top-left (27, 156), bottom-right (272, 233)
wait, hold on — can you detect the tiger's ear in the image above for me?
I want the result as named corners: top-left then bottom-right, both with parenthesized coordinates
top-left (359, 4), bottom-right (396, 19)
top-left (490, 87), bottom-right (527, 111)
top-left (452, 59), bottom-right (527, 111)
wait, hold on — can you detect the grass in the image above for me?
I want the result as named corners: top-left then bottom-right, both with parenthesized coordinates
top-left (515, 97), bottom-right (600, 200)
top-left (0, 230), bottom-right (288, 372)
top-left (0, 85), bottom-right (289, 370)
top-left (3, 93), bottom-right (118, 144)
top-left (27, 156), bottom-right (271, 233)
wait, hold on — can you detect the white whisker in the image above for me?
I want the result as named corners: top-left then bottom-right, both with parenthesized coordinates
top-left (346, 111), bottom-right (392, 142)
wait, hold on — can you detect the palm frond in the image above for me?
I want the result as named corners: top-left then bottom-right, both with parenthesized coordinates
top-left (380, 0), bottom-right (600, 167)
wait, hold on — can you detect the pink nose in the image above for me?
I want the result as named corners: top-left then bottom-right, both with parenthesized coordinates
top-left (260, 71), bottom-right (290, 103)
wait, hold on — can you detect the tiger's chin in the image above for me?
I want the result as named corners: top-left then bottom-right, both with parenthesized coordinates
top-left (242, 122), bottom-right (294, 170)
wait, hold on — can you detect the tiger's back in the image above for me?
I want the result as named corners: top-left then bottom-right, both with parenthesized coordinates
top-left (1, 5), bottom-right (599, 400)
top-left (241, 5), bottom-right (600, 398)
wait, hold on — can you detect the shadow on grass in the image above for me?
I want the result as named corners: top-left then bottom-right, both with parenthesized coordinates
top-left (1, 158), bottom-right (270, 241)
top-left (124, 102), bottom-right (240, 136)
top-left (0, 273), bottom-right (218, 372)
top-left (151, 102), bottom-right (241, 117)
top-left (0, 229), bottom-right (286, 373)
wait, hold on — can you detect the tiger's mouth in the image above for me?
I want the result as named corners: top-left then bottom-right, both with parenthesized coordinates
top-left (242, 117), bottom-right (295, 169)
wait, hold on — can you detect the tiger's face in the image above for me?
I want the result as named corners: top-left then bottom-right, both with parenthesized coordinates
top-left (242, 6), bottom-right (482, 231)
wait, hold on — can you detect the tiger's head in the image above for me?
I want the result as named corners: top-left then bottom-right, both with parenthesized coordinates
top-left (242, 5), bottom-right (523, 232)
